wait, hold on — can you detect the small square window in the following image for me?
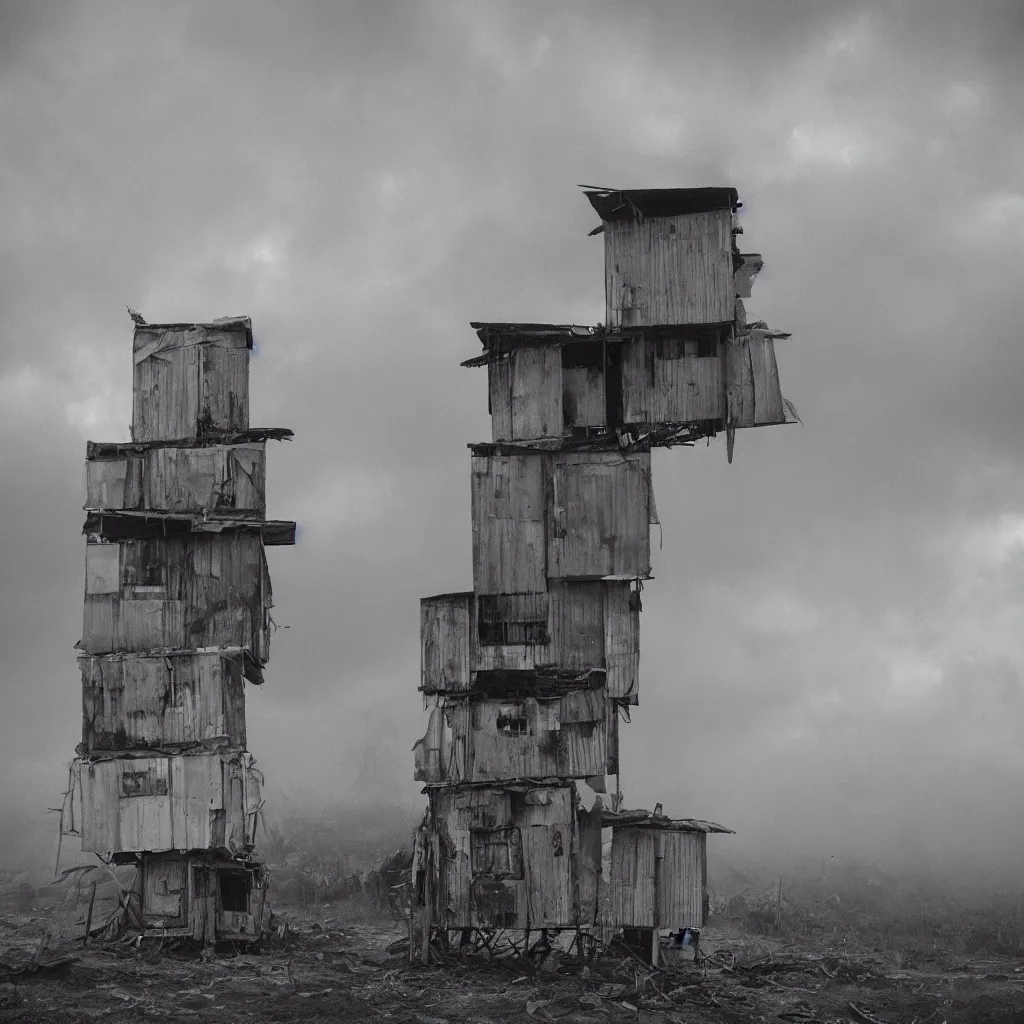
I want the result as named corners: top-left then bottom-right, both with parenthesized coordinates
top-left (496, 704), bottom-right (529, 735)
top-left (470, 827), bottom-right (523, 879)
top-left (478, 593), bottom-right (549, 646)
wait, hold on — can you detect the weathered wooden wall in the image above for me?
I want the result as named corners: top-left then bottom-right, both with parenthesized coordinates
top-left (471, 452), bottom-right (652, 591)
top-left (428, 784), bottom-right (597, 930)
top-left (86, 443), bottom-right (265, 515)
top-left (609, 827), bottom-right (707, 929)
top-left (422, 583), bottom-right (639, 700)
top-left (726, 330), bottom-right (786, 428)
top-left (620, 337), bottom-right (724, 425)
top-left (420, 593), bottom-right (473, 693)
top-left (471, 454), bottom-right (547, 594)
top-left (78, 751), bottom-right (261, 856)
top-left (132, 324), bottom-right (250, 443)
top-left (604, 583), bottom-right (640, 702)
top-left (604, 210), bottom-right (734, 327)
top-left (419, 689), bottom-right (615, 784)
top-left (547, 452), bottom-right (651, 580)
top-left (657, 830), bottom-right (707, 929)
top-left (81, 534), bottom-right (271, 659)
top-left (81, 651), bottom-right (247, 753)
top-left (488, 347), bottom-right (562, 442)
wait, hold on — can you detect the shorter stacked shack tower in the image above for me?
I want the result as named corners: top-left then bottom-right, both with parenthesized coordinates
top-left (413, 187), bottom-right (794, 963)
top-left (67, 315), bottom-right (294, 943)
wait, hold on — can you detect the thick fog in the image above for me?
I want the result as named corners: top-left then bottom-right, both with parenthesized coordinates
top-left (2, 0), bottom-right (1023, 879)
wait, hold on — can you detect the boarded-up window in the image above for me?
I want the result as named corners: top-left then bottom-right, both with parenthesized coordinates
top-left (470, 827), bottom-right (523, 879)
top-left (477, 593), bottom-right (548, 646)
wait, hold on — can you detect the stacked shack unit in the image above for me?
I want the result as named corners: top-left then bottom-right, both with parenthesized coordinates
top-left (69, 316), bottom-right (294, 943)
top-left (414, 188), bottom-right (795, 964)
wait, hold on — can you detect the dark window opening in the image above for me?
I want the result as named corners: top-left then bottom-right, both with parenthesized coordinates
top-left (496, 704), bottom-right (529, 735)
top-left (561, 341), bottom-right (603, 369)
top-left (478, 593), bottom-right (548, 646)
top-left (122, 540), bottom-right (165, 589)
top-left (473, 668), bottom-right (605, 700)
top-left (655, 334), bottom-right (719, 360)
top-left (470, 827), bottom-right (523, 879)
top-left (119, 767), bottom-right (168, 798)
top-left (219, 871), bottom-right (249, 912)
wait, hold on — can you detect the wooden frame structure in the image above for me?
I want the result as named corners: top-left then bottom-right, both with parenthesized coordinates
top-left (413, 186), bottom-right (795, 964)
top-left (66, 315), bottom-right (294, 944)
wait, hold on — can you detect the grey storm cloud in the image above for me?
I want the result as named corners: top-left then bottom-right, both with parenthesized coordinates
top-left (1, 0), bottom-right (1023, 872)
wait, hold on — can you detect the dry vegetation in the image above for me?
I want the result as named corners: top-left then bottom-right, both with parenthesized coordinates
top-left (2, 823), bottom-right (1023, 1023)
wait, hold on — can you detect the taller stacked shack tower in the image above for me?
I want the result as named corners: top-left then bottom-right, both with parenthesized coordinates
top-left (71, 315), bottom-right (294, 943)
top-left (413, 188), bottom-right (793, 963)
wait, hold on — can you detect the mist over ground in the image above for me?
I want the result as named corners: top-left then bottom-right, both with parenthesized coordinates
top-left (1, 0), bottom-right (1023, 887)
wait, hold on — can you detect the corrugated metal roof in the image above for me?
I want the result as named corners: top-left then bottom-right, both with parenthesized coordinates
top-left (603, 809), bottom-right (734, 834)
top-left (584, 187), bottom-right (739, 222)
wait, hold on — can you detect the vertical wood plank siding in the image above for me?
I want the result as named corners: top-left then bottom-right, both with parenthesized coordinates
top-left (604, 582), bottom-right (640, 702)
top-left (131, 326), bottom-right (249, 442)
top-left (429, 784), bottom-right (603, 930)
top-left (488, 356), bottom-right (513, 441)
top-left (469, 580), bottom-right (605, 675)
top-left (420, 593), bottom-right (472, 692)
top-left (657, 831), bottom-right (707, 929)
top-left (608, 828), bottom-right (708, 929)
top-left (548, 452), bottom-right (651, 580)
top-left (81, 535), bottom-right (271, 659)
top-left (78, 752), bottom-right (260, 856)
top-left (471, 454), bottom-right (547, 594)
top-left (80, 651), bottom-right (247, 752)
top-left (442, 690), bottom-right (609, 783)
top-left (726, 330), bottom-right (785, 427)
top-left (86, 444), bottom-right (266, 515)
top-left (621, 339), bottom-right (724, 424)
top-left (609, 828), bottom-right (656, 926)
top-left (510, 347), bottom-right (561, 440)
top-left (604, 210), bottom-right (734, 327)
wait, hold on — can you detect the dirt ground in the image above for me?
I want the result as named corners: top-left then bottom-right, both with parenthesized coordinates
top-left (3, 893), bottom-right (1024, 1024)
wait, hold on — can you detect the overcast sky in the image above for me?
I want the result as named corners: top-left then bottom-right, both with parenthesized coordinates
top-left (2, 0), bottom-right (1023, 873)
